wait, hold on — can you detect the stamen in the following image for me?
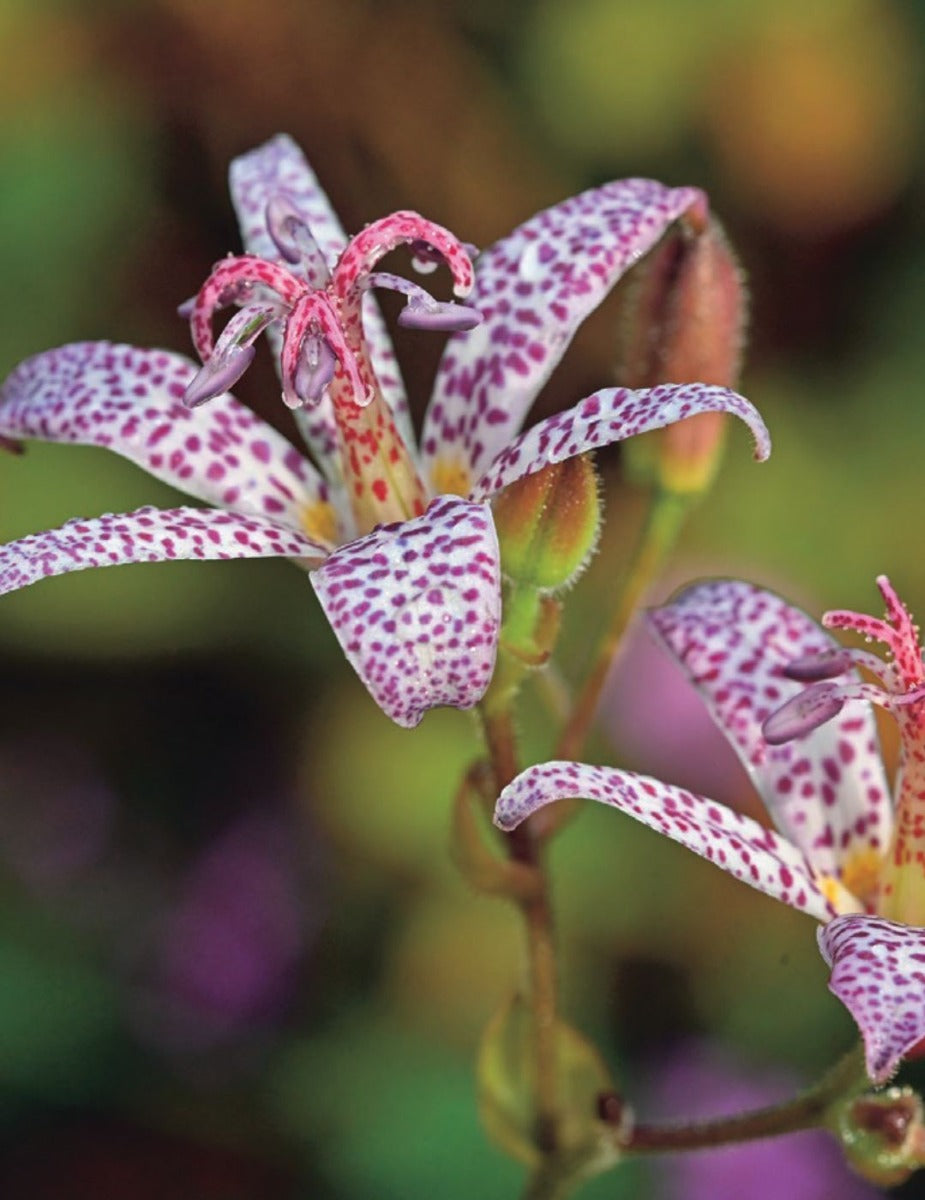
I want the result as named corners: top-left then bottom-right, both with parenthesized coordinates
top-left (363, 271), bottom-right (481, 332)
top-left (763, 683), bottom-right (846, 745)
top-left (280, 291), bottom-right (368, 410)
top-left (397, 300), bottom-right (481, 332)
top-left (783, 648), bottom-right (866, 682)
top-left (182, 303), bottom-right (277, 408)
top-left (264, 195), bottom-right (331, 291)
top-left (184, 344), bottom-right (256, 408)
top-left (265, 195), bottom-right (314, 264)
top-left (295, 335), bottom-right (337, 404)
top-left (764, 678), bottom-right (925, 745)
top-left (189, 254), bottom-right (304, 360)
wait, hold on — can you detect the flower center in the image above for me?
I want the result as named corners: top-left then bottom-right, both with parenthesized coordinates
top-left (183, 203), bottom-right (480, 536)
top-left (768, 576), bottom-right (925, 923)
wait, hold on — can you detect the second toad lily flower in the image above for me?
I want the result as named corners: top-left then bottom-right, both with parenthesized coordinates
top-left (0, 135), bottom-right (769, 727)
top-left (494, 578), bottom-right (925, 1083)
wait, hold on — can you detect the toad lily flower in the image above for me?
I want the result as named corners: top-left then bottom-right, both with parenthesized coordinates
top-left (0, 135), bottom-right (769, 726)
top-left (494, 577), bottom-right (925, 1083)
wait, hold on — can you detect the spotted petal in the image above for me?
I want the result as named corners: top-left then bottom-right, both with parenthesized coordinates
top-left (422, 179), bottom-right (706, 484)
top-left (470, 383), bottom-right (769, 502)
top-left (229, 134), bottom-right (411, 470)
top-left (310, 495), bottom-right (500, 727)
top-left (0, 342), bottom-right (338, 539)
top-left (494, 762), bottom-right (835, 921)
top-left (0, 505), bottom-right (328, 596)
top-left (820, 914), bottom-right (925, 1083)
top-left (648, 581), bottom-right (892, 880)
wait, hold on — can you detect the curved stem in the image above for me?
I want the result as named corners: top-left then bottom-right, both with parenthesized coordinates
top-left (623, 1043), bottom-right (867, 1154)
top-left (480, 705), bottom-right (561, 1155)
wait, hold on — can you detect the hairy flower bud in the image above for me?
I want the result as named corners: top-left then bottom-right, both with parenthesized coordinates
top-left (619, 214), bottom-right (747, 495)
top-left (492, 456), bottom-right (601, 594)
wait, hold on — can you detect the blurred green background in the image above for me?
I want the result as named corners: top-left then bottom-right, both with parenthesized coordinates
top-left (0, 0), bottom-right (923, 1195)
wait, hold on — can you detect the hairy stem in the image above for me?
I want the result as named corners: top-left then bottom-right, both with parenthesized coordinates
top-left (481, 705), bottom-right (561, 1154)
top-left (623, 1043), bottom-right (867, 1154)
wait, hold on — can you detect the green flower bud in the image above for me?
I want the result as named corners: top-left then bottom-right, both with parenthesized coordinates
top-left (492, 455), bottom-right (601, 593)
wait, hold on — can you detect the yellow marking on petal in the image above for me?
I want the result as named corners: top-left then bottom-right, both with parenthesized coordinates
top-left (842, 847), bottom-right (884, 907)
top-left (300, 499), bottom-right (339, 546)
top-left (430, 456), bottom-right (472, 498)
top-left (818, 873), bottom-right (865, 916)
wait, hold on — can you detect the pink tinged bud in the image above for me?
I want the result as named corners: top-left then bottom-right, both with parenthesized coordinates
top-left (363, 270), bottom-right (482, 333)
top-left (183, 344), bottom-right (256, 408)
top-left (618, 214), bottom-right (748, 495)
top-left (762, 684), bottom-right (845, 745)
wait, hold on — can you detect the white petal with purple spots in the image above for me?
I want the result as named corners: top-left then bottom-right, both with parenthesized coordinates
top-left (820, 914), bottom-right (925, 1083)
top-left (649, 581), bottom-right (892, 878)
top-left (0, 342), bottom-right (337, 538)
top-left (229, 134), bottom-right (412, 468)
top-left (423, 179), bottom-right (706, 481)
top-left (470, 383), bottom-right (769, 502)
top-left (494, 762), bottom-right (834, 921)
top-left (0, 505), bottom-right (328, 595)
top-left (311, 495), bottom-right (500, 727)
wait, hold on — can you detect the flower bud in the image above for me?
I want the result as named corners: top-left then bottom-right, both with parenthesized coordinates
top-left (619, 213), bottom-right (747, 496)
top-left (492, 455), bottom-right (601, 594)
top-left (831, 1087), bottom-right (925, 1186)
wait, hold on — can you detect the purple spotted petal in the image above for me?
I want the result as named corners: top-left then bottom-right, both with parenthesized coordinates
top-left (470, 383), bottom-right (769, 502)
top-left (494, 762), bottom-right (834, 920)
top-left (0, 342), bottom-right (339, 538)
top-left (311, 495), bottom-right (500, 727)
top-left (648, 581), bottom-right (891, 880)
top-left (228, 134), bottom-right (411, 468)
top-left (0, 505), bottom-right (328, 596)
top-left (422, 179), bottom-right (706, 482)
top-left (819, 914), bottom-right (925, 1083)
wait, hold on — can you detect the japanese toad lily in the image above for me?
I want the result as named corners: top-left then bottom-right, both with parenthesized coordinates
top-left (0, 134), bottom-right (768, 727)
top-left (494, 577), bottom-right (925, 1082)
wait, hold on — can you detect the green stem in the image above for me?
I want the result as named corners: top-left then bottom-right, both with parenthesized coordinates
top-left (556, 488), bottom-right (690, 763)
top-left (522, 1045), bottom-right (867, 1200)
top-left (480, 705), bottom-right (561, 1155)
top-left (623, 1044), bottom-right (868, 1154)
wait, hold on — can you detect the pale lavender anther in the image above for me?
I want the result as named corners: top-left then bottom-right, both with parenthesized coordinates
top-left (265, 193), bottom-right (319, 266)
top-left (783, 648), bottom-right (855, 682)
top-left (762, 684), bottom-right (846, 746)
top-left (397, 299), bottom-right (481, 332)
top-left (361, 270), bottom-right (481, 332)
top-left (183, 344), bottom-right (256, 409)
top-left (294, 335), bottom-right (337, 405)
top-left (176, 296), bottom-right (196, 320)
